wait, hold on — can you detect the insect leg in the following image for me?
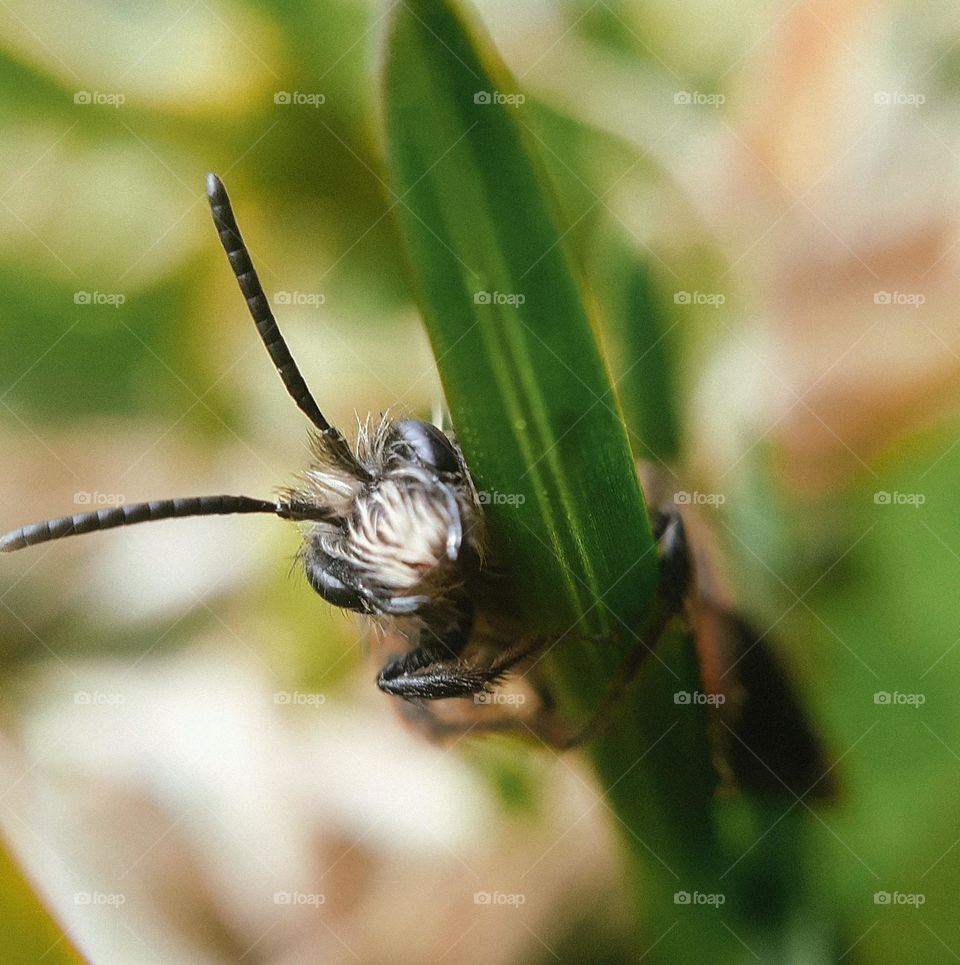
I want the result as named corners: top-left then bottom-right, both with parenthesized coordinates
top-left (377, 601), bottom-right (474, 699)
top-left (378, 623), bottom-right (545, 701)
top-left (378, 660), bottom-right (491, 700)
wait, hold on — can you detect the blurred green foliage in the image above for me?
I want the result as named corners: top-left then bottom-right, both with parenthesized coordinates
top-left (1, 0), bottom-right (960, 963)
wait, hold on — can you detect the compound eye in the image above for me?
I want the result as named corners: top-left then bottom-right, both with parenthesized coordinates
top-left (304, 550), bottom-right (367, 612)
top-left (390, 419), bottom-right (459, 474)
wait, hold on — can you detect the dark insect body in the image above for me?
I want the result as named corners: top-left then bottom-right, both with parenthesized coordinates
top-left (1, 176), bottom-right (831, 789)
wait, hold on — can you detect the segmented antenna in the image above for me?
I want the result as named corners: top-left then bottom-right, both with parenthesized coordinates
top-left (0, 494), bottom-right (342, 553)
top-left (205, 173), bottom-right (370, 479)
top-left (0, 496), bottom-right (283, 552)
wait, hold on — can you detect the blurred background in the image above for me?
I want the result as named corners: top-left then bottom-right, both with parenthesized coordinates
top-left (1, 0), bottom-right (960, 961)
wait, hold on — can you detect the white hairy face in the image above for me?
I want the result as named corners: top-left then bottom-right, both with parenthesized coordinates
top-left (293, 418), bottom-right (483, 609)
top-left (344, 477), bottom-right (455, 593)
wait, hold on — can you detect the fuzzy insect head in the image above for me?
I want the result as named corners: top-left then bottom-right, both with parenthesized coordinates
top-left (0, 174), bottom-right (482, 626)
top-left (293, 416), bottom-right (484, 619)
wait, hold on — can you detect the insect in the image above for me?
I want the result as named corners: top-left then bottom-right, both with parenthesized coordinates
top-left (0, 176), bottom-right (830, 782)
top-left (0, 174), bottom-right (609, 707)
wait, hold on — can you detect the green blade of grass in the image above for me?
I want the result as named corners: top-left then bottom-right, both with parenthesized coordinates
top-left (380, 5), bottom-right (735, 957)
top-left (380, 0), bottom-right (657, 641)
